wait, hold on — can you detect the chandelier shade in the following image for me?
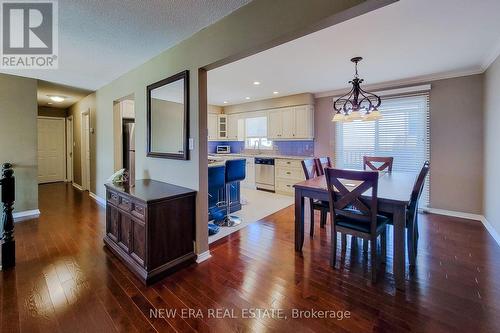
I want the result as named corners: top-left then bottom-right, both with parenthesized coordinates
top-left (332, 57), bottom-right (382, 122)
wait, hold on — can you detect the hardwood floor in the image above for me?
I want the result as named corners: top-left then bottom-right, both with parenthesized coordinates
top-left (1, 183), bottom-right (499, 332)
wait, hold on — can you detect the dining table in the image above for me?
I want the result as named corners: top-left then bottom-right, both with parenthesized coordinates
top-left (293, 171), bottom-right (417, 291)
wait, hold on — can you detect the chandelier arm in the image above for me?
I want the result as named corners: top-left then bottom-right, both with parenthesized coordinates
top-left (359, 86), bottom-right (382, 108)
top-left (333, 87), bottom-right (355, 112)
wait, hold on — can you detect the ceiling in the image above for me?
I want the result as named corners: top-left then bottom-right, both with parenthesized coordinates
top-left (1, 0), bottom-right (251, 90)
top-left (38, 80), bottom-right (92, 109)
top-left (207, 0), bottom-right (500, 106)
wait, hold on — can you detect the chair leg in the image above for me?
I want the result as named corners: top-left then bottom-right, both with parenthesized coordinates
top-left (371, 237), bottom-right (377, 283)
top-left (363, 239), bottom-right (368, 253)
top-left (381, 228), bottom-right (387, 264)
top-left (407, 224), bottom-right (416, 266)
top-left (341, 234), bottom-right (347, 253)
top-left (309, 200), bottom-right (315, 237)
top-left (331, 225), bottom-right (337, 268)
top-left (320, 209), bottom-right (327, 228)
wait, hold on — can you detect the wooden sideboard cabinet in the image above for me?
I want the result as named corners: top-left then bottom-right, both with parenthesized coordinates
top-left (104, 179), bottom-right (196, 285)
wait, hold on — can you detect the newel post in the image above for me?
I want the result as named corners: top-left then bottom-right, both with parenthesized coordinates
top-left (1, 162), bottom-right (15, 270)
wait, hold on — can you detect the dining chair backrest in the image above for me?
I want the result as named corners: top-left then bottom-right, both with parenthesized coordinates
top-left (409, 161), bottom-right (430, 214)
top-left (325, 168), bottom-right (379, 235)
top-left (363, 156), bottom-right (394, 172)
top-left (315, 156), bottom-right (332, 176)
top-left (301, 159), bottom-right (319, 180)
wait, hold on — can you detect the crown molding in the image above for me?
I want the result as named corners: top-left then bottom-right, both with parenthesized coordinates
top-left (482, 37), bottom-right (500, 71)
top-left (314, 67), bottom-right (484, 99)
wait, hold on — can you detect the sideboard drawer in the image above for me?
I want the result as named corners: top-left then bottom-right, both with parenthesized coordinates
top-left (107, 191), bottom-right (120, 206)
top-left (118, 196), bottom-right (132, 212)
top-left (131, 202), bottom-right (146, 220)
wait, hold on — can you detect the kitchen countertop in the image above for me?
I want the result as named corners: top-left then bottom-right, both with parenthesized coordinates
top-left (209, 153), bottom-right (312, 161)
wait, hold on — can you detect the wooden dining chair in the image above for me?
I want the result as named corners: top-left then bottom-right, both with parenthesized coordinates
top-left (314, 156), bottom-right (332, 176)
top-left (363, 156), bottom-right (394, 172)
top-left (406, 160), bottom-right (430, 266)
top-left (325, 168), bottom-right (389, 282)
top-left (301, 159), bottom-right (328, 236)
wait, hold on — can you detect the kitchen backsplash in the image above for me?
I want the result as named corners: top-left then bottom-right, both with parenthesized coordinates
top-left (208, 140), bottom-right (314, 156)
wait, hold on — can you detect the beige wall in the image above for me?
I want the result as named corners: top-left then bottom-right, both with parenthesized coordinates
top-left (68, 93), bottom-right (96, 191)
top-left (0, 74), bottom-right (38, 212)
top-left (223, 93), bottom-right (314, 114)
top-left (38, 106), bottom-right (67, 118)
top-left (93, 0), bottom-right (389, 256)
top-left (484, 55), bottom-right (500, 236)
top-left (314, 74), bottom-right (484, 214)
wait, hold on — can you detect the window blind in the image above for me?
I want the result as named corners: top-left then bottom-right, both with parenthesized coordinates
top-left (335, 93), bottom-right (430, 206)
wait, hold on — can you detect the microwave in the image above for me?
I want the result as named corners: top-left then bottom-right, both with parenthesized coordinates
top-left (216, 145), bottom-right (231, 154)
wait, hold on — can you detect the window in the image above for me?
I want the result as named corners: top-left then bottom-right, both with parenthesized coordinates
top-left (244, 116), bottom-right (273, 149)
top-left (335, 93), bottom-right (430, 206)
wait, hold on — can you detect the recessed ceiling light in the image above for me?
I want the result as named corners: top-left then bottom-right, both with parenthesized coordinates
top-left (223, 101), bottom-right (228, 104)
top-left (253, 81), bottom-right (260, 85)
top-left (48, 95), bottom-right (66, 103)
top-left (245, 97), bottom-right (251, 100)
top-left (273, 91), bottom-right (279, 94)
top-left (48, 102), bottom-right (53, 105)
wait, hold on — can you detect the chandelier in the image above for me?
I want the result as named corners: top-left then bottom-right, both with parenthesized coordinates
top-left (332, 57), bottom-right (382, 122)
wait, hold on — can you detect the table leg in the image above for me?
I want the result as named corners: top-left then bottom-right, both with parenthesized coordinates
top-left (295, 189), bottom-right (305, 251)
top-left (393, 204), bottom-right (407, 290)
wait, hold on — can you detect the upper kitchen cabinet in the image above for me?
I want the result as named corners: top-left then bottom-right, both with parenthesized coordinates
top-left (268, 105), bottom-right (314, 140)
top-left (208, 113), bottom-right (218, 141)
top-left (218, 114), bottom-right (228, 140)
top-left (227, 114), bottom-right (244, 141)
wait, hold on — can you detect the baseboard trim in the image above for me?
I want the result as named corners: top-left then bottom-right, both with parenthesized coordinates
top-left (72, 182), bottom-right (84, 191)
top-left (424, 208), bottom-right (500, 247)
top-left (89, 192), bottom-right (106, 207)
top-left (423, 208), bottom-right (483, 221)
top-left (196, 250), bottom-right (212, 263)
top-left (480, 216), bottom-right (500, 247)
top-left (13, 209), bottom-right (40, 222)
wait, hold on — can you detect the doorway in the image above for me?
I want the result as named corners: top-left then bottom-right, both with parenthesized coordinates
top-left (113, 96), bottom-right (135, 180)
top-left (81, 110), bottom-right (91, 191)
top-left (37, 117), bottom-right (66, 184)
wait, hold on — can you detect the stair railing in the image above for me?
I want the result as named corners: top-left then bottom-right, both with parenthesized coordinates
top-left (0, 163), bottom-right (15, 270)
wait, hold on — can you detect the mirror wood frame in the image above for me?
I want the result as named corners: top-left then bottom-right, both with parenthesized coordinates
top-left (146, 70), bottom-right (190, 160)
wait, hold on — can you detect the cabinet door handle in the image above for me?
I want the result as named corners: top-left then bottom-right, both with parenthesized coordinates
top-left (286, 172), bottom-right (291, 175)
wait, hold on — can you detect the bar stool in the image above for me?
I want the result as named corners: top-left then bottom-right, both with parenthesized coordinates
top-left (208, 165), bottom-right (225, 234)
top-left (220, 158), bottom-right (246, 227)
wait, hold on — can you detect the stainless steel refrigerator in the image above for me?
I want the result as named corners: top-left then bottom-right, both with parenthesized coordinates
top-left (123, 120), bottom-right (135, 186)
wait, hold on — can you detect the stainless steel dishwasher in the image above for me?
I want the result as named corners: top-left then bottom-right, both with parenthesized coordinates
top-left (255, 157), bottom-right (275, 191)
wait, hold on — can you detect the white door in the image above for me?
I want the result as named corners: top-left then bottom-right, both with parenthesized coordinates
top-left (38, 117), bottom-right (66, 184)
top-left (208, 114), bottom-right (218, 141)
top-left (268, 110), bottom-right (282, 139)
top-left (66, 116), bottom-right (73, 182)
top-left (82, 112), bottom-right (91, 190)
top-left (282, 108), bottom-right (295, 138)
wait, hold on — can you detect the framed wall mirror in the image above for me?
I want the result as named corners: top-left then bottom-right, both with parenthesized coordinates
top-left (147, 70), bottom-right (189, 160)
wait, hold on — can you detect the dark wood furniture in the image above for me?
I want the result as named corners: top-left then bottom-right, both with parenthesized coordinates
top-left (301, 159), bottom-right (328, 235)
top-left (406, 161), bottom-right (430, 266)
top-left (314, 156), bottom-right (332, 176)
top-left (325, 168), bottom-right (388, 282)
top-left (294, 171), bottom-right (416, 290)
top-left (363, 156), bottom-right (394, 172)
top-left (104, 179), bottom-right (196, 285)
top-left (1, 163), bottom-right (15, 270)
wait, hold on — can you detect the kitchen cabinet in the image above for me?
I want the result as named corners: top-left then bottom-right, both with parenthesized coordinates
top-left (208, 114), bottom-right (218, 141)
top-left (274, 158), bottom-right (306, 195)
top-left (267, 105), bottom-right (314, 140)
top-left (227, 114), bottom-right (244, 141)
top-left (241, 157), bottom-right (255, 189)
top-left (218, 115), bottom-right (227, 140)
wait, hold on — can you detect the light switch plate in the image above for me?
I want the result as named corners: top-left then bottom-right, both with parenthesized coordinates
top-left (189, 138), bottom-right (194, 150)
